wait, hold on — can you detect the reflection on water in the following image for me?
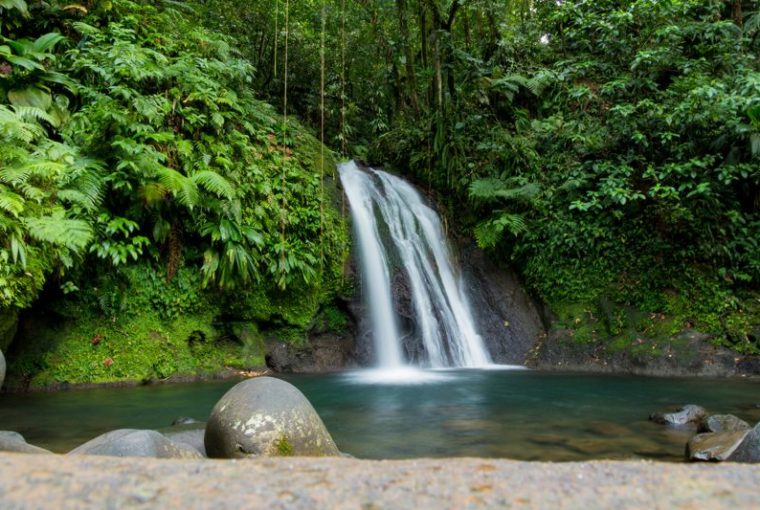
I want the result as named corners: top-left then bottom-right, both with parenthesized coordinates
top-left (0, 370), bottom-right (758, 461)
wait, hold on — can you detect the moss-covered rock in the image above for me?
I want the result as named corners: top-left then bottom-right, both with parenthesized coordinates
top-left (204, 377), bottom-right (340, 458)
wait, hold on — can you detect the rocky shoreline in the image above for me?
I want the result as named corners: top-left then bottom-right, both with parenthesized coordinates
top-left (1, 453), bottom-right (759, 509)
top-left (527, 329), bottom-right (760, 378)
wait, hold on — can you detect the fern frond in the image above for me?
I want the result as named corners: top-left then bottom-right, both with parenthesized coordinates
top-left (12, 105), bottom-right (55, 125)
top-left (469, 178), bottom-right (540, 202)
top-left (25, 211), bottom-right (93, 252)
top-left (192, 170), bottom-right (235, 199)
top-left (0, 187), bottom-right (25, 217)
top-left (156, 167), bottom-right (199, 207)
top-left (0, 105), bottom-right (45, 143)
top-left (474, 213), bottom-right (528, 248)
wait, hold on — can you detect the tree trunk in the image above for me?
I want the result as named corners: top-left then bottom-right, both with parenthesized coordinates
top-left (397, 0), bottom-right (419, 112)
top-left (733, 0), bottom-right (743, 27)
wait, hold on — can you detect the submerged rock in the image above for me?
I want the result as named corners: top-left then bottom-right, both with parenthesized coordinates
top-left (650, 405), bottom-right (707, 426)
top-left (204, 377), bottom-right (340, 458)
top-left (687, 430), bottom-right (751, 461)
top-left (0, 431), bottom-right (52, 454)
top-left (159, 422), bottom-right (207, 457)
top-left (171, 416), bottom-right (200, 426)
top-left (698, 414), bottom-right (750, 434)
top-left (69, 429), bottom-right (202, 459)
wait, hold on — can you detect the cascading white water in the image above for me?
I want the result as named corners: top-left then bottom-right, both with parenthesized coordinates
top-left (339, 163), bottom-right (405, 369)
top-left (339, 161), bottom-right (492, 369)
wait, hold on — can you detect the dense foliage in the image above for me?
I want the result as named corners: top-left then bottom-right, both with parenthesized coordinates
top-left (0, 0), bottom-right (349, 383)
top-left (2, 0), bottom-right (759, 386)
top-left (207, 0), bottom-right (760, 351)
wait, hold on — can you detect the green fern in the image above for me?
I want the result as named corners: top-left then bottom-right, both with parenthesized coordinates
top-left (0, 0), bottom-right (28, 14)
top-left (474, 213), bottom-right (528, 248)
top-left (192, 170), bottom-right (235, 200)
top-left (0, 187), bottom-right (25, 217)
top-left (25, 211), bottom-right (93, 252)
top-left (469, 178), bottom-right (541, 203)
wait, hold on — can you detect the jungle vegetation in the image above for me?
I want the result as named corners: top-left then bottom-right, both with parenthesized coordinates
top-left (206, 0), bottom-right (760, 353)
top-left (1, 0), bottom-right (759, 386)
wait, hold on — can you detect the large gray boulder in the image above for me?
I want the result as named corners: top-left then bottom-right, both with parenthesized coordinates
top-left (0, 431), bottom-right (52, 454)
top-left (69, 429), bottom-right (202, 459)
top-left (650, 405), bottom-right (707, 426)
top-left (159, 422), bottom-right (207, 457)
top-left (204, 377), bottom-right (340, 458)
top-left (698, 414), bottom-right (750, 434)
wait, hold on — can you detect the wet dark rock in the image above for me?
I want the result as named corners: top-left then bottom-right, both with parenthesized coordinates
top-left (204, 377), bottom-right (340, 458)
top-left (728, 423), bottom-right (760, 463)
top-left (0, 431), bottom-right (52, 454)
top-left (459, 247), bottom-right (546, 364)
top-left (159, 422), bottom-right (207, 457)
top-left (650, 405), bottom-right (707, 426)
top-left (528, 322), bottom-right (760, 377)
top-left (69, 429), bottom-right (203, 459)
top-left (687, 430), bottom-right (751, 461)
top-left (0, 349), bottom-right (5, 390)
top-left (736, 356), bottom-right (760, 375)
top-left (265, 334), bottom-right (355, 373)
top-left (698, 415), bottom-right (750, 434)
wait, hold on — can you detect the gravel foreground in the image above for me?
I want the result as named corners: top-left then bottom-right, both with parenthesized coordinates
top-left (1, 453), bottom-right (759, 509)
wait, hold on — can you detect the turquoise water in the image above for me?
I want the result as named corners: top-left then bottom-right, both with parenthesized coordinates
top-left (1, 370), bottom-right (758, 461)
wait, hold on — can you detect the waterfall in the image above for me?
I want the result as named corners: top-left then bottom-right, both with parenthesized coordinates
top-left (339, 161), bottom-right (492, 369)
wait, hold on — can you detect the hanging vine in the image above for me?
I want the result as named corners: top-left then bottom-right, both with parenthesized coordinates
top-left (319, 0), bottom-right (327, 263)
top-left (273, 0), bottom-right (278, 82)
top-left (340, 0), bottom-right (347, 155)
top-left (279, 0), bottom-right (290, 278)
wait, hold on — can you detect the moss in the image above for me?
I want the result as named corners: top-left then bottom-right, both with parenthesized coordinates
top-left (274, 435), bottom-right (294, 456)
top-left (312, 304), bottom-right (351, 335)
top-left (547, 268), bottom-right (760, 356)
top-left (6, 304), bottom-right (266, 389)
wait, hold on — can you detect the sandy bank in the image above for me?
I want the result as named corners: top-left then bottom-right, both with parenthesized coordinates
top-left (1, 453), bottom-right (759, 509)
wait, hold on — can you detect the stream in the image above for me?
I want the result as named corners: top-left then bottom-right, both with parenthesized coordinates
top-left (1, 369), bottom-right (758, 461)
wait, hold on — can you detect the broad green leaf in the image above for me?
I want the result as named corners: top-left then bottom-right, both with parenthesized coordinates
top-left (8, 87), bottom-right (52, 110)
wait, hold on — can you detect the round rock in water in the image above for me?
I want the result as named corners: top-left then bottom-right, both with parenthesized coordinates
top-left (649, 404), bottom-right (707, 426)
top-left (0, 431), bottom-right (52, 454)
top-left (69, 429), bottom-right (202, 459)
top-left (204, 377), bottom-right (340, 458)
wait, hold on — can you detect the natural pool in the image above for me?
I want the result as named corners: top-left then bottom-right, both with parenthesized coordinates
top-left (1, 370), bottom-right (758, 461)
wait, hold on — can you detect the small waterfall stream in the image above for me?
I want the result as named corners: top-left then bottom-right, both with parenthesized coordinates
top-left (339, 161), bottom-right (492, 369)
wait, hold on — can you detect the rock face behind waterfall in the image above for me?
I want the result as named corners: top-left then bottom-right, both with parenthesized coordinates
top-left (459, 246), bottom-right (547, 364)
top-left (353, 251), bottom-right (546, 366)
top-left (0, 349), bottom-right (5, 390)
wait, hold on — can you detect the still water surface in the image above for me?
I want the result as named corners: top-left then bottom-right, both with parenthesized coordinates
top-left (1, 370), bottom-right (758, 461)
